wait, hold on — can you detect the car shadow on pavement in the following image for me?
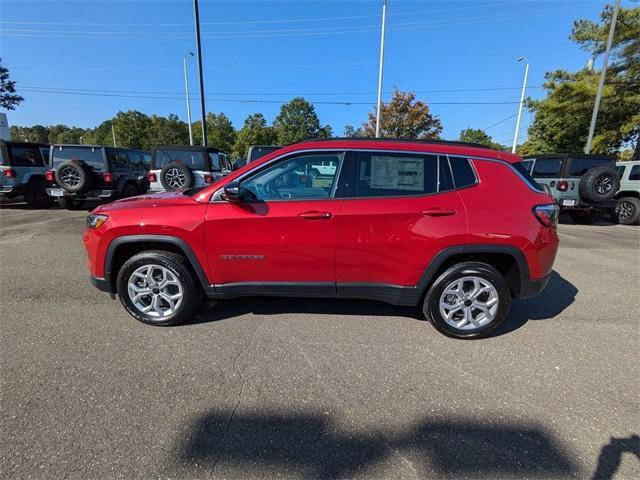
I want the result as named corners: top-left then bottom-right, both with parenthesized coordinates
top-left (171, 412), bottom-right (580, 478)
top-left (494, 270), bottom-right (578, 337)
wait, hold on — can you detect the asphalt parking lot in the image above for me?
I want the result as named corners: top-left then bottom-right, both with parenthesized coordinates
top-left (1, 203), bottom-right (638, 479)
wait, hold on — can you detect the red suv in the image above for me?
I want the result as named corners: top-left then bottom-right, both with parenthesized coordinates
top-left (83, 139), bottom-right (559, 338)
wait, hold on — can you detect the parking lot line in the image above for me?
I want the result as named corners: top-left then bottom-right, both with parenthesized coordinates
top-left (557, 232), bottom-right (578, 240)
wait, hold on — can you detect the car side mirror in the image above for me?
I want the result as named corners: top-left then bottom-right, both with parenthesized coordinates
top-left (222, 181), bottom-right (252, 202)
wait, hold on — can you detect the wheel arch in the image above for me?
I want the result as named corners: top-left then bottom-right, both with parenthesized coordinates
top-left (614, 190), bottom-right (640, 200)
top-left (417, 245), bottom-right (530, 298)
top-left (104, 235), bottom-right (210, 293)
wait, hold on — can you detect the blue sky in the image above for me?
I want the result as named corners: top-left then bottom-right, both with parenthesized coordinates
top-left (1, 0), bottom-right (622, 145)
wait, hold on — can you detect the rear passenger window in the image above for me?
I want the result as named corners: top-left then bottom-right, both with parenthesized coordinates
top-left (352, 152), bottom-right (438, 197)
top-left (629, 165), bottom-right (640, 181)
top-left (8, 147), bottom-right (43, 167)
top-left (532, 158), bottom-right (562, 177)
top-left (449, 156), bottom-right (476, 188)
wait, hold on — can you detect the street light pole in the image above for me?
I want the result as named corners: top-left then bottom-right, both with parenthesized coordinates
top-left (585, 0), bottom-right (620, 154)
top-left (193, 0), bottom-right (207, 146)
top-left (375, 0), bottom-right (387, 138)
top-left (183, 52), bottom-right (195, 146)
top-left (512, 56), bottom-right (529, 154)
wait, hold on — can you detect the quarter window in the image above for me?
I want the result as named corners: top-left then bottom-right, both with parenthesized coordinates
top-left (8, 147), bottom-right (44, 167)
top-left (629, 165), bottom-right (640, 181)
top-left (532, 158), bottom-right (562, 177)
top-left (241, 152), bottom-right (345, 201)
top-left (567, 157), bottom-right (612, 177)
top-left (110, 151), bottom-right (129, 170)
top-left (449, 156), bottom-right (476, 188)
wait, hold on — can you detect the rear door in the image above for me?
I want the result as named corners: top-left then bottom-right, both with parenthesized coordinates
top-left (336, 151), bottom-right (467, 294)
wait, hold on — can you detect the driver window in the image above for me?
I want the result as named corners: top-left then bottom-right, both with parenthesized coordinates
top-left (241, 152), bottom-right (345, 201)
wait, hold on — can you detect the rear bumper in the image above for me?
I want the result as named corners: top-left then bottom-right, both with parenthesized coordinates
top-left (47, 188), bottom-right (117, 199)
top-left (518, 273), bottom-right (551, 299)
top-left (0, 185), bottom-right (25, 196)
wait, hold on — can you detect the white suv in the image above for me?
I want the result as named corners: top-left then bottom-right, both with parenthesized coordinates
top-left (147, 146), bottom-right (232, 192)
top-left (614, 160), bottom-right (640, 224)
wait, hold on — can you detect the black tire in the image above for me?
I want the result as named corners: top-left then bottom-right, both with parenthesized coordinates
top-left (25, 178), bottom-right (54, 208)
top-left (122, 183), bottom-right (139, 199)
top-left (422, 262), bottom-right (511, 339)
top-left (614, 197), bottom-right (640, 225)
top-left (578, 166), bottom-right (620, 203)
top-left (116, 250), bottom-right (202, 326)
top-left (54, 161), bottom-right (92, 193)
top-left (57, 197), bottom-right (86, 210)
top-left (568, 209), bottom-right (601, 224)
top-left (160, 162), bottom-right (194, 191)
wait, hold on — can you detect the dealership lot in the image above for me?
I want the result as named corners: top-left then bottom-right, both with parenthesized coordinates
top-left (1, 204), bottom-right (638, 479)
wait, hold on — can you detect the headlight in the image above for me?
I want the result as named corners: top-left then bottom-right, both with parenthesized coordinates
top-left (86, 214), bottom-right (108, 229)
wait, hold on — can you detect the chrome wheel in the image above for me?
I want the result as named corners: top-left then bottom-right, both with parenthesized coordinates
top-left (164, 168), bottom-right (186, 189)
top-left (615, 200), bottom-right (634, 223)
top-left (127, 265), bottom-right (183, 318)
top-left (59, 165), bottom-right (81, 187)
top-left (439, 276), bottom-right (499, 330)
top-left (595, 175), bottom-right (613, 195)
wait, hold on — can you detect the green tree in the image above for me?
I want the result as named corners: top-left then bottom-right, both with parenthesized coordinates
top-left (459, 128), bottom-right (506, 150)
top-left (55, 127), bottom-right (87, 144)
top-left (0, 58), bottom-right (23, 110)
top-left (524, 4), bottom-right (639, 157)
top-left (343, 124), bottom-right (362, 138)
top-left (192, 112), bottom-right (236, 151)
top-left (9, 125), bottom-right (49, 143)
top-left (85, 120), bottom-right (115, 146)
top-left (112, 110), bottom-right (152, 149)
top-left (362, 88), bottom-right (442, 139)
top-left (149, 114), bottom-right (189, 146)
top-left (273, 97), bottom-right (330, 144)
top-left (233, 113), bottom-right (277, 158)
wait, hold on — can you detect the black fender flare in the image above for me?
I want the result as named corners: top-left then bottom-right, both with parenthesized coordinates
top-left (103, 235), bottom-right (211, 293)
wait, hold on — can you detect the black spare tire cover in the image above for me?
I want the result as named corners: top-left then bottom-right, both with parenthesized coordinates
top-left (160, 162), bottom-right (194, 191)
top-left (578, 165), bottom-right (620, 203)
top-left (55, 161), bottom-right (92, 193)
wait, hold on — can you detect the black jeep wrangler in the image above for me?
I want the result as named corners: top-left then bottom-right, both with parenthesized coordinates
top-left (45, 145), bottom-right (150, 210)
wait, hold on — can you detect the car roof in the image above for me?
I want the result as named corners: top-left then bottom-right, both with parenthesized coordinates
top-left (51, 144), bottom-right (141, 151)
top-left (524, 153), bottom-right (615, 160)
top-left (1, 140), bottom-right (49, 149)
top-left (616, 160), bottom-right (640, 166)
top-left (152, 145), bottom-right (228, 154)
top-left (282, 138), bottom-right (521, 163)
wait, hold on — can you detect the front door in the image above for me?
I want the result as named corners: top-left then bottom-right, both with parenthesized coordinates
top-left (205, 151), bottom-right (348, 293)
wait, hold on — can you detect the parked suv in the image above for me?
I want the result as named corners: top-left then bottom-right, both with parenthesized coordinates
top-left (148, 146), bottom-right (232, 192)
top-left (84, 139), bottom-right (559, 339)
top-left (45, 145), bottom-right (149, 210)
top-left (613, 160), bottom-right (640, 225)
top-left (525, 154), bottom-right (620, 223)
top-left (0, 140), bottom-right (53, 208)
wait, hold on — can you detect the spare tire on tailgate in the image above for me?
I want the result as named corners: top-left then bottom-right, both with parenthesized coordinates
top-left (578, 165), bottom-right (620, 203)
top-left (55, 161), bottom-right (92, 193)
top-left (160, 162), bottom-right (194, 191)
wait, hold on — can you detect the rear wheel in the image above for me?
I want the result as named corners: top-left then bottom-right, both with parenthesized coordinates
top-left (423, 262), bottom-right (511, 339)
top-left (25, 178), bottom-right (53, 208)
top-left (614, 197), bottom-right (640, 225)
top-left (116, 251), bottom-right (202, 326)
top-left (57, 197), bottom-right (85, 210)
top-left (122, 183), bottom-right (139, 198)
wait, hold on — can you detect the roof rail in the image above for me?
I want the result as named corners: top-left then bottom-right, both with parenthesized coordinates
top-left (298, 137), bottom-right (491, 149)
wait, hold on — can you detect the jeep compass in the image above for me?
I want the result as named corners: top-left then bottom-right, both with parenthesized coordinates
top-left (84, 139), bottom-right (559, 339)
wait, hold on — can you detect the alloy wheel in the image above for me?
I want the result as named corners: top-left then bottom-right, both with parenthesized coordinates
top-left (59, 165), bottom-right (81, 188)
top-left (595, 175), bottom-right (613, 195)
top-left (164, 168), bottom-right (186, 189)
top-left (439, 276), bottom-right (499, 330)
top-left (127, 265), bottom-right (184, 318)
top-left (615, 200), bottom-right (635, 223)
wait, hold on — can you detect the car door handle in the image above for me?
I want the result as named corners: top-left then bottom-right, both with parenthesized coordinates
top-left (421, 208), bottom-right (456, 217)
top-left (298, 211), bottom-right (333, 220)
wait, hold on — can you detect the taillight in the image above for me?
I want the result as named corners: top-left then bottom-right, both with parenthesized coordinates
top-left (147, 172), bottom-right (157, 182)
top-left (556, 180), bottom-right (568, 191)
top-left (4, 168), bottom-right (16, 178)
top-left (533, 204), bottom-right (559, 228)
top-left (203, 174), bottom-right (213, 184)
top-left (101, 172), bottom-right (113, 184)
top-left (45, 170), bottom-right (56, 182)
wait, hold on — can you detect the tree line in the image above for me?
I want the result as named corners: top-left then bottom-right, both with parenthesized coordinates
top-left (4, 3), bottom-right (638, 159)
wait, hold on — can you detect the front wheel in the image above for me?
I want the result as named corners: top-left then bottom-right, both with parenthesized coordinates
top-left (423, 262), bottom-right (511, 339)
top-left (116, 251), bottom-right (202, 326)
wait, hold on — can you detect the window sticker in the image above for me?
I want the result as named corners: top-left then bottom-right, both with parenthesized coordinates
top-left (370, 156), bottom-right (424, 191)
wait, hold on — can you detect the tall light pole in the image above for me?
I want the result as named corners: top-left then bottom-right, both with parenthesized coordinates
top-left (193, 0), bottom-right (207, 146)
top-left (512, 56), bottom-right (529, 154)
top-left (183, 52), bottom-right (195, 146)
top-left (585, 0), bottom-right (620, 154)
top-left (375, 0), bottom-right (387, 138)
